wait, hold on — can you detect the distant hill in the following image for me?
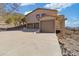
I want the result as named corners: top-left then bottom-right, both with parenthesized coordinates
top-left (65, 26), bottom-right (79, 30)
top-left (0, 12), bottom-right (25, 28)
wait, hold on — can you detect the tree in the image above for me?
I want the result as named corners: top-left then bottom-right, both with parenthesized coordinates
top-left (21, 17), bottom-right (26, 25)
top-left (5, 13), bottom-right (26, 26)
top-left (5, 17), bottom-right (11, 24)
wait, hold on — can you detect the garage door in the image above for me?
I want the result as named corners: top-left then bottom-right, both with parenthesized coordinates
top-left (40, 20), bottom-right (55, 33)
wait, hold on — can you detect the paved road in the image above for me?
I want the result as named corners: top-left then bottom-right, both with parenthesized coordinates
top-left (0, 31), bottom-right (61, 56)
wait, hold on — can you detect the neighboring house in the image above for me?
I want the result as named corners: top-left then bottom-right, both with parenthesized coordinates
top-left (25, 8), bottom-right (65, 33)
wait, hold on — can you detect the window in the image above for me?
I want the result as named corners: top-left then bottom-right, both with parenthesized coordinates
top-left (41, 13), bottom-right (46, 17)
top-left (36, 13), bottom-right (46, 18)
top-left (36, 14), bottom-right (40, 18)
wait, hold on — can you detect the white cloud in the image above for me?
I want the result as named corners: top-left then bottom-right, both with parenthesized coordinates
top-left (65, 17), bottom-right (79, 27)
top-left (24, 11), bottom-right (32, 15)
top-left (44, 3), bottom-right (74, 11)
top-left (20, 3), bottom-right (35, 6)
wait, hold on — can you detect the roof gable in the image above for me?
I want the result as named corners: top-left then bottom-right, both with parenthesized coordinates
top-left (25, 8), bottom-right (58, 16)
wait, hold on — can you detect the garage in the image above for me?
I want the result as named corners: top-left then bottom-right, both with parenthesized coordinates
top-left (40, 20), bottom-right (55, 33)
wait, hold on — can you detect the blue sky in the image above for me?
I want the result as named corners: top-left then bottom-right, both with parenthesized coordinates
top-left (5, 3), bottom-right (79, 28)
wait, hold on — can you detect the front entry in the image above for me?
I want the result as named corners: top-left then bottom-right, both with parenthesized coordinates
top-left (40, 20), bottom-right (55, 33)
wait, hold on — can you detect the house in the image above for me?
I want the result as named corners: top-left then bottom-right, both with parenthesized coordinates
top-left (25, 8), bottom-right (65, 33)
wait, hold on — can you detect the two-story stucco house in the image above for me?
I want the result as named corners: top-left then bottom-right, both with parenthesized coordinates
top-left (25, 8), bottom-right (65, 33)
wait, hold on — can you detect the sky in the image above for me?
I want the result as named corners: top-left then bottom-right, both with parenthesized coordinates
top-left (5, 3), bottom-right (79, 28)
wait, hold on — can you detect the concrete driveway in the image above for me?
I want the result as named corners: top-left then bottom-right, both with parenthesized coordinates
top-left (0, 31), bottom-right (61, 56)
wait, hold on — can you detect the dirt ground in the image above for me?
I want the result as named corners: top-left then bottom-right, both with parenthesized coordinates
top-left (0, 31), bottom-right (61, 56)
top-left (57, 29), bottom-right (79, 56)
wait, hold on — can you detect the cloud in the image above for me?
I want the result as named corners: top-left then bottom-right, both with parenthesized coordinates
top-left (44, 3), bottom-right (74, 11)
top-left (65, 17), bottom-right (79, 27)
top-left (24, 11), bottom-right (32, 15)
top-left (20, 3), bottom-right (35, 6)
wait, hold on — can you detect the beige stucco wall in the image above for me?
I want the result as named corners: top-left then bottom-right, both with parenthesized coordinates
top-left (55, 18), bottom-right (61, 30)
top-left (26, 9), bottom-right (57, 23)
top-left (55, 15), bottom-right (65, 31)
top-left (40, 16), bottom-right (56, 21)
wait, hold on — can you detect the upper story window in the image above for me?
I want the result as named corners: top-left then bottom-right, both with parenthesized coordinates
top-left (36, 14), bottom-right (40, 18)
top-left (41, 13), bottom-right (46, 17)
top-left (36, 13), bottom-right (46, 18)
